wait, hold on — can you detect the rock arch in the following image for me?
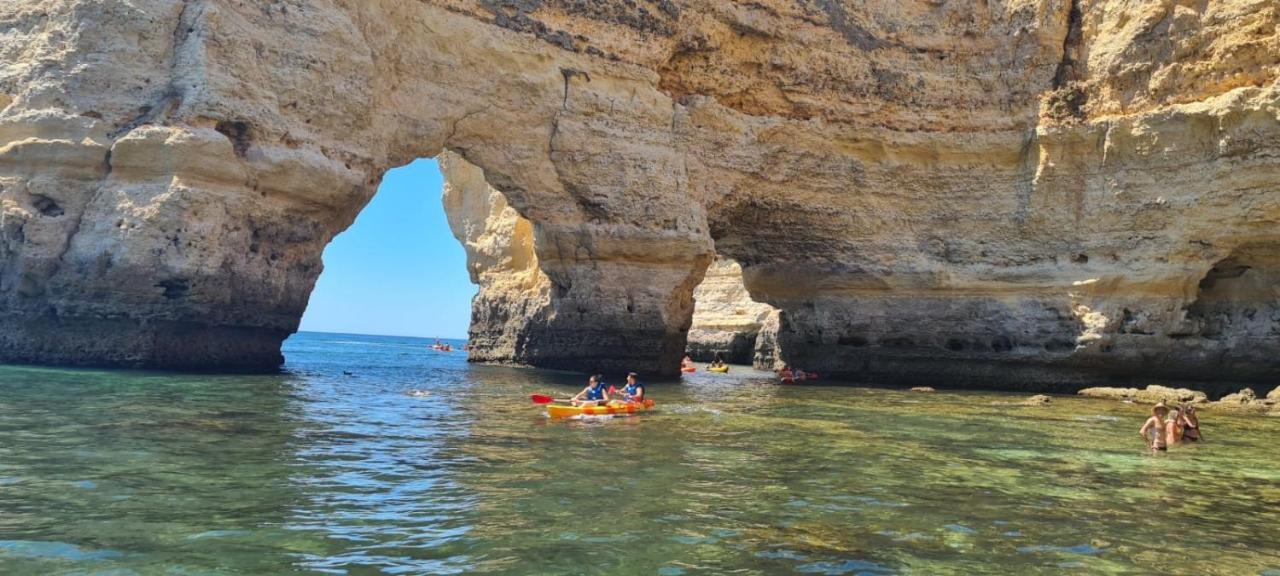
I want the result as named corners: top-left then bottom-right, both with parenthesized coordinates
top-left (0, 1), bottom-right (1277, 385)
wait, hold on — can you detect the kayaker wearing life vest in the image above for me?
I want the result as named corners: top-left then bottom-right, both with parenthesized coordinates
top-left (619, 372), bottom-right (645, 403)
top-left (571, 374), bottom-right (610, 407)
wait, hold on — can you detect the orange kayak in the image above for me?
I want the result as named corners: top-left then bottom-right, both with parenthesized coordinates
top-left (546, 399), bottom-right (656, 419)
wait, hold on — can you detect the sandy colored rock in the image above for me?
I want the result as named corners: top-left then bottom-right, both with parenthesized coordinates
top-left (1207, 387), bottom-right (1273, 413)
top-left (0, 1), bottom-right (1276, 382)
top-left (1025, 395), bottom-right (1053, 406)
top-left (1078, 385), bottom-right (1209, 404)
top-left (994, 394), bottom-right (1052, 407)
top-left (1269, 386), bottom-right (1280, 402)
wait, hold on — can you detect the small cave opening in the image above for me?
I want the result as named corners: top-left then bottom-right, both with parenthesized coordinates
top-left (1184, 243), bottom-right (1280, 341)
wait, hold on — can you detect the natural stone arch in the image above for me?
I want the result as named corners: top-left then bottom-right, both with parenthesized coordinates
top-left (0, 1), bottom-right (716, 374)
top-left (0, 1), bottom-right (1277, 387)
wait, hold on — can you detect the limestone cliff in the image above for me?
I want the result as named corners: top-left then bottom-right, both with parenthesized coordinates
top-left (439, 151), bottom-right (554, 367)
top-left (0, 1), bottom-right (1276, 385)
top-left (686, 258), bottom-right (777, 364)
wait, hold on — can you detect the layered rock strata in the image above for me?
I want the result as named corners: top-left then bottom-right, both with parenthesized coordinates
top-left (0, 1), bottom-right (1276, 385)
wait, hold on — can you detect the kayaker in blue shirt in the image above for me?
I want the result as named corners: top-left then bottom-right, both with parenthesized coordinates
top-left (620, 372), bottom-right (645, 403)
top-left (571, 374), bottom-right (610, 407)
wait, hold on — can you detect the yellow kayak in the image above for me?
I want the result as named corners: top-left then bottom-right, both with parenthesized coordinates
top-left (547, 399), bottom-right (656, 419)
top-left (707, 365), bottom-right (730, 373)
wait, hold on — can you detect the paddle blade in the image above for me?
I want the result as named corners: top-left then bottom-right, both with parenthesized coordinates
top-left (608, 385), bottom-right (617, 395)
top-left (530, 394), bottom-right (556, 404)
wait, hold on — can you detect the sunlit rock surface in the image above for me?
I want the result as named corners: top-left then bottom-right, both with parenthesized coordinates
top-left (0, 0), bottom-right (1276, 384)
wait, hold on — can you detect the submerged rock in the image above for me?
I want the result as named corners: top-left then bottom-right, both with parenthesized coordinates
top-left (993, 394), bottom-right (1052, 407)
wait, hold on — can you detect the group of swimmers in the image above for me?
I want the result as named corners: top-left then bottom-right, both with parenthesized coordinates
top-left (569, 372), bottom-right (646, 407)
top-left (1139, 401), bottom-right (1204, 452)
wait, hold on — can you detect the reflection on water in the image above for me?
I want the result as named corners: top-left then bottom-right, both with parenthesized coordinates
top-left (1, 332), bottom-right (1278, 575)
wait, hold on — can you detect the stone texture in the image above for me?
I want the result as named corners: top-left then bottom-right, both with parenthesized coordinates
top-left (1206, 387), bottom-right (1275, 413)
top-left (686, 257), bottom-right (777, 363)
top-left (1078, 385), bottom-right (1208, 404)
top-left (0, 1), bottom-right (1276, 384)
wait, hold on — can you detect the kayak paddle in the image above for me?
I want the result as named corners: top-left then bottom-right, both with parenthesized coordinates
top-left (531, 394), bottom-right (573, 405)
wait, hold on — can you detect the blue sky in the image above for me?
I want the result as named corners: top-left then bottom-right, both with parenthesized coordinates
top-left (299, 158), bottom-right (476, 339)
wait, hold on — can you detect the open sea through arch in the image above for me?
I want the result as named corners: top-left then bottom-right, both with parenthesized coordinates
top-left (1, 331), bottom-right (1278, 575)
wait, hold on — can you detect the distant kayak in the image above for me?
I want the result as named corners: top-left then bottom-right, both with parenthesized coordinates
top-left (547, 399), bottom-right (656, 419)
top-left (780, 372), bottom-right (819, 384)
top-left (681, 367), bottom-right (696, 373)
top-left (707, 365), bottom-right (729, 373)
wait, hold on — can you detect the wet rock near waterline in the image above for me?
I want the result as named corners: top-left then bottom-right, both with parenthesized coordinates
top-left (992, 394), bottom-right (1053, 407)
top-left (1205, 388), bottom-right (1277, 414)
top-left (909, 387), bottom-right (936, 393)
top-left (1078, 385), bottom-right (1207, 405)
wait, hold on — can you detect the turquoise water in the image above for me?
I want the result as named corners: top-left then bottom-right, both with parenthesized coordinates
top-left (1, 331), bottom-right (1278, 575)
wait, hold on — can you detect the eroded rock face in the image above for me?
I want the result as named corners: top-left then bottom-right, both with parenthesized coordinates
top-left (0, 1), bottom-right (1276, 384)
top-left (686, 258), bottom-right (777, 364)
top-left (439, 151), bottom-right (553, 367)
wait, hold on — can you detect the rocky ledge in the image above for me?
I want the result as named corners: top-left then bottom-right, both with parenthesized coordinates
top-left (1080, 384), bottom-right (1280, 415)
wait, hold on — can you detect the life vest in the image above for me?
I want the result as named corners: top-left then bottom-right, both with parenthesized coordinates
top-left (585, 384), bottom-right (606, 401)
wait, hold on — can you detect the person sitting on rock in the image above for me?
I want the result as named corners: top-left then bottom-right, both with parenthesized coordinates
top-left (571, 374), bottom-right (610, 407)
top-left (619, 372), bottom-right (646, 403)
top-left (1139, 402), bottom-right (1169, 452)
top-left (1178, 404), bottom-right (1203, 442)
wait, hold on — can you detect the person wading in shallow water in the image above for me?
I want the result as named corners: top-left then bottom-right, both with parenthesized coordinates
top-left (1178, 404), bottom-right (1204, 442)
top-left (1139, 402), bottom-right (1169, 452)
top-left (1165, 408), bottom-right (1185, 446)
top-left (570, 374), bottom-right (610, 407)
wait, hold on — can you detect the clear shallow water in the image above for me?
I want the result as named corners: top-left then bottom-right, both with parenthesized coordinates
top-left (1, 332), bottom-right (1277, 575)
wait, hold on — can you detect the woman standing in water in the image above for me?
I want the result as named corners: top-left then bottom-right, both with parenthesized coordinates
top-left (1165, 408), bottom-right (1184, 446)
top-left (1139, 403), bottom-right (1169, 452)
top-left (1178, 404), bottom-right (1204, 442)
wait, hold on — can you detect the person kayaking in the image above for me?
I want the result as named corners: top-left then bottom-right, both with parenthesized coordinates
top-left (571, 374), bottom-right (610, 407)
top-left (681, 355), bottom-right (696, 372)
top-left (619, 372), bottom-right (646, 403)
top-left (708, 352), bottom-right (727, 370)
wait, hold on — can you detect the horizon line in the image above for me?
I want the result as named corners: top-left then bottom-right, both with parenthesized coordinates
top-left (295, 329), bottom-right (469, 341)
